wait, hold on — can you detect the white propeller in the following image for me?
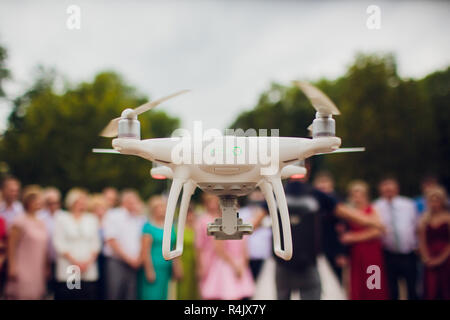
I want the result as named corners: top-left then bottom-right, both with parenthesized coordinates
top-left (307, 124), bottom-right (313, 137)
top-left (316, 147), bottom-right (365, 155)
top-left (100, 89), bottom-right (190, 138)
top-left (293, 81), bottom-right (340, 115)
top-left (92, 148), bottom-right (120, 154)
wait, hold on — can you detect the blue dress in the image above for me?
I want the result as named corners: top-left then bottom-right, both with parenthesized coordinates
top-left (138, 222), bottom-right (175, 300)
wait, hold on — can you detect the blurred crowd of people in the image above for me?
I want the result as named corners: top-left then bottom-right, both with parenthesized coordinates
top-left (276, 170), bottom-right (449, 300)
top-left (0, 170), bottom-right (448, 300)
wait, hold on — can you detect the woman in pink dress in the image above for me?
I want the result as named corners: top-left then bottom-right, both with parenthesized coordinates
top-left (340, 181), bottom-right (389, 300)
top-left (418, 186), bottom-right (450, 300)
top-left (6, 187), bottom-right (48, 300)
top-left (195, 194), bottom-right (254, 300)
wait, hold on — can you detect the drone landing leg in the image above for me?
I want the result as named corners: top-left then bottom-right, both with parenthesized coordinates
top-left (162, 179), bottom-right (196, 260)
top-left (260, 178), bottom-right (293, 261)
top-left (259, 181), bottom-right (281, 256)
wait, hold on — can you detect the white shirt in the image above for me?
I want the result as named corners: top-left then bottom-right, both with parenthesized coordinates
top-left (239, 206), bottom-right (273, 260)
top-left (53, 212), bottom-right (101, 282)
top-left (373, 196), bottom-right (418, 254)
top-left (0, 201), bottom-right (24, 230)
top-left (103, 207), bottom-right (145, 261)
top-left (38, 209), bottom-right (65, 262)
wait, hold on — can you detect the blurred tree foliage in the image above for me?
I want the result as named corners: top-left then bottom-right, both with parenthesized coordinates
top-left (0, 69), bottom-right (179, 198)
top-left (231, 53), bottom-right (449, 196)
top-left (1, 52), bottom-right (448, 199)
top-left (418, 67), bottom-right (450, 193)
top-left (0, 44), bottom-right (9, 97)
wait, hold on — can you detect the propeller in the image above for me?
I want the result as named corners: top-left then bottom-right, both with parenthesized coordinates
top-left (292, 81), bottom-right (340, 115)
top-left (100, 89), bottom-right (190, 138)
top-left (316, 147), bottom-right (365, 155)
top-left (295, 81), bottom-right (365, 154)
top-left (307, 124), bottom-right (313, 137)
top-left (92, 148), bottom-right (120, 154)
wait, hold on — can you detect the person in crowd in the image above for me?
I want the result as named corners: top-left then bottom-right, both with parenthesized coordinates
top-left (0, 176), bottom-right (23, 230)
top-left (138, 196), bottom-right (182, 300)
top-left (177, 204), bottom-right (200, 300)
top-left (413, 175), bottom-right (439, 298)
top-left (313, 171), bottom-right (348, 282)
top-left (0, 214), bottom-right (5, 297)
top-left (103, 187), bottom-right (119, 210)
top-left (374, 176), bottom-right (418, 300)
top-left (277, 174), bottom-right (331, 300)
top-left (238, 190), bottom-right (272, 282)
top-left (0, 215), bottom-right (5, 275)
top-left (53, 188), bottom-right (101, 300)
top-left (415, 175), bottom-right (439, 216)
top-left (89, 194), bottom-right (108, 241)
top-left (103, 189), bottom-right (145, 300)
top-left (418, 186), bottom-right (450, 299)
top-left (38, 187), bottom-right (64, 297)
top-left (340, 181), bottom-right (388, 300)
top-left (276, 162), bottom-right (384, 300)
top-left (0, 176), bottom-right (21, 296)
top-left (89, 194), bottom-right (109, 300)
top-left (5, 187), bottom-right (48, 300)
top-left (195, 194), bottom-right (254, 300)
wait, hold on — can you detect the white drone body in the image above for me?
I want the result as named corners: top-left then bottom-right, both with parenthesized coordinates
top-left (94, 82), bottom-right (364, 261)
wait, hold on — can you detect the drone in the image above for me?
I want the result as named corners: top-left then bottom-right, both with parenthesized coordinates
top-left (93, 81), bottom-right (364, 261)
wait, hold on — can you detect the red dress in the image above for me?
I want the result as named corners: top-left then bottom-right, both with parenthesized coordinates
top-left (423, 223), bottom-right (450, 300)
top-left (0, 217), bottom-right (5, 239)
top-left (0, 217), bottom-right (7, 287)
top-left (349, 206), bottom-right (389, 300)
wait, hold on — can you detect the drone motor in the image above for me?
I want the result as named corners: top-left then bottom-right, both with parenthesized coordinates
top-left (118, 109), bottom-right (141, 139)
top-left (312, 112), bottom-right (336, 137)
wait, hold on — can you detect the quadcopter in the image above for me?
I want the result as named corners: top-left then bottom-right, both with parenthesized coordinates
top-left (94, 82), bottom-right (363, 261)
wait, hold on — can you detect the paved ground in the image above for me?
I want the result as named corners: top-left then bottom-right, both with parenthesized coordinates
top-left (253, 256), bottom-right (347, 300)
top-left (168, 255), bottom-right (348, 300)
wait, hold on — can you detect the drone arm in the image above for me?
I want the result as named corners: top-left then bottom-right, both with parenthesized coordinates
top-left (260, 177), bottom-right (293, 261)
top-left (279, 137), bottom-right (341, 164)
top-left (112, 138), bottom-right (180, 164)
top-left (162, 177), bottom-right (196, 260)
top-left (112, 138), bottom-right (155, 161)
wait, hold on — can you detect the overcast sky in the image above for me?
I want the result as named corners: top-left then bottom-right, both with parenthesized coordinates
top-left (0, 0), bottom-right (449, 133)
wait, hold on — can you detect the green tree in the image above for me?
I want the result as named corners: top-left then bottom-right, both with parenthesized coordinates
top-left (231, 82), bottom-right (315, 138)
top-left (0, 70), bottom-right (179, 198)
top-left (230, 53), bottom-right (447, 196)
top-left (325, 53), bottom-right (438, 195)
top-left (419, 67), bottom-right (450, 188)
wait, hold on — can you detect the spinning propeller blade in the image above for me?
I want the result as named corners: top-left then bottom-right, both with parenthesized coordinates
top-left (316, 147), bottom-right (365, 155)
top-left (293, 81), bottom-right (340, 115)
top-left (133, 89), bottom-right (190, 116)
top-left (100, 89), bottom-right (190, 138)
top-left (100, 118), bottom-right (121, 138)
top-left (92, 148), bottom-right (120, 154)
top-left (331, 147), bottom-right (365, 153)
top-left (307, 124), bottom-right (313, 137)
